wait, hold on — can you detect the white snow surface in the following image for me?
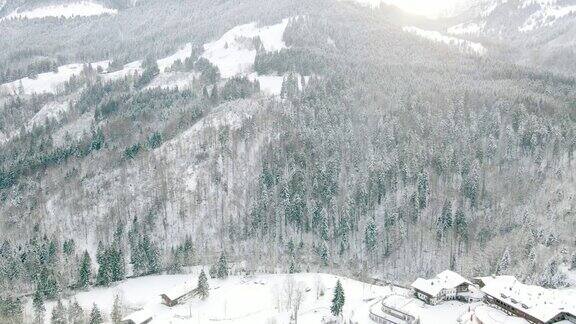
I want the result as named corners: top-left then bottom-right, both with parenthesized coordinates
top-left (37, 273), bottom-right (397, 324)
top-left (101, 60), bottom-right (142, 82)
top-left (201, 18), bottom-right (289, 78)
top-left (157, 44), bottom-right (194, 73)
top-left (471, 305), bottom-right (529, 324)
top-left (1, 1), bottom-right (117, 20)
top-left (35, 272), bottom-right (492, 324)
top-left (403, 26), bottom-right (487, 55)
top-left (0, 61), bottom-right (108, 95)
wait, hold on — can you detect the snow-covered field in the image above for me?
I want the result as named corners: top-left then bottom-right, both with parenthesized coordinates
top-left (34, 272), bottom-right (495, 324)
top-left (201, 18), bottom-right (289, 78)
top-left (0, 61), bottom-right (108, 95)
top-left (35, 273), bottom-right (396, 323)
top-left (35, 271), bottom-right (565, 324)
top-left (1, 1), bottom-right (117, 20)
top-left (403, 26), bottom-right (487, 55)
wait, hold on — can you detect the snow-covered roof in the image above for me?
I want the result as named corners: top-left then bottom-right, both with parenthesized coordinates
top-left (481, 277), bottom-right (576, 323)
top-left (411, 270), bottom-right (471, 297)
top-left (473, 305), bottom-right (529, 324)
top-left (122, 309), bottom-right (153, 324)
top-left (473, 275), bottom-right (517, 287)
top-left (162, 282), bottom-right (195, 301)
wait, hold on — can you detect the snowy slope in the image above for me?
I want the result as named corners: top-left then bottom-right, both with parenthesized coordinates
top-left (519, 4), bottom-right (576, 31)
top-left (403, 26), bottom-right (487, 55)
top-left (1, 1), bottom-right (117, 20)
top-left (36, 272), bottom-right (483, 324)
top-left (201, 18), bottom-right (289, 78)
top-left (0, 61), bottom-right (108, 95)
top-left (0, 18), bottom-right (296, 96)
top-left (27, 100), bottom-right (69, 129)
top-left (447, 0), bottom-right (576, 35)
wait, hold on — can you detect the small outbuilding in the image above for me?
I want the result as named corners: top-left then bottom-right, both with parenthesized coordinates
top-left (160, 283), bottom-right (198, 307)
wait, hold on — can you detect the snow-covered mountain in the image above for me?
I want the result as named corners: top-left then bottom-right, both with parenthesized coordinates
top-left (439, 0), bottom-right (576, 75)
top-left (0, 1), bottom-right (117, 20)
top-left (0, 2), bottom-right (575, 323)
top-left (448, 0), bottom-right (576, 36)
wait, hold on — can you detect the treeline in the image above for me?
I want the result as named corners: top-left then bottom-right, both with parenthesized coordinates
top-left (0, 58), bottom-right (61, 84)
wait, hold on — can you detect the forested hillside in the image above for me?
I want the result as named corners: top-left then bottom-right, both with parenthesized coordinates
top-left (0, 0), bottom-right (575, 321)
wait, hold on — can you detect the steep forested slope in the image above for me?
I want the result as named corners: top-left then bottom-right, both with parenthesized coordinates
top-left (0, 0), bottom-right (574, 313)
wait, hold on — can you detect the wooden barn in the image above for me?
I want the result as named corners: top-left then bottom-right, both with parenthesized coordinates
top-left (160, 283), bottom-right (198, 307)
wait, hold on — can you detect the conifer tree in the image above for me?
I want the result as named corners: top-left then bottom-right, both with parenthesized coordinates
top-left (454, 207), bottom-right (468, 242)
top-left (0, 297), bottom-right (23, 323)
top-left (33, 289), bottom-right (45, 324)
top-left (197, 269), bottom-right (209, 300)
top-left (89, 304), bottom-right (103, 324)
top-left (111, 295), bottom-right (122, 324)
top-left (330, 280), bottom-right (345, 317)
top-left (364, 221), bottom-right (377, 255)
top-left (78, 250), bottom-right (92, 289)
top-left (436, 200), bottom-right (453, 241)
top-left (51, 299), bottom-right (66, 324)
top-left (217, 252), bottom-right (228, 279)
top-left (496, 248), bottom-right (511, 274)
top-left (209, 264), bottom-right (217, 278)
top-left (68, 300), bottom-right (84, 324)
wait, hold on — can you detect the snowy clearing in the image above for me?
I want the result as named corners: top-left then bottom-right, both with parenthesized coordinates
top-left (157, 44), bottom-right (194, 73)
top-left (35, 272), bottom-right (495, 324)
top-left (0, 61), bottom-right (108, 95)
top-left (1, 1), bottom-right (117, 20)
top-left (201, 18), bottom-right (289, 78)
top-left (0, 18), bottom-right (296, 96)
top-left (37, 273), bottom-right (398, 324)
top-left (403, 26), bottom-right (487, 55)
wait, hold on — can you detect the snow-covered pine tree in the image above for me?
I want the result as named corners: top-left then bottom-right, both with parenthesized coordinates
top-left (454, 207), bottom-right (468, 242)
top-left (364, 220), bottom-right (377, 255)
top-left (217, 252), bottom-right (228, 279)
top-left (0, 296), bottom-right (23, 323)
top-left (67, 300), bottom-right (84, 324)
top-left (89, 304), bottom-right (103, 324)
top-left (77, 251), bottom-right (92, 289)
top-left (437, 200), bottom-right (453, 241)
top-left (51, 299), bottom-right (66, 324)
top-left (111, 295), bottom-right (122, 324)
top-left (496, 248), bottom-right (511, 274)
top-left (197, 269), bottom-right (209, 300)
top-left (32, 289), bottom-right (45, 324)
top-left (209, 264), bottom-right (217, 278)
top-left (330, 280), bottom-right (345, 317)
